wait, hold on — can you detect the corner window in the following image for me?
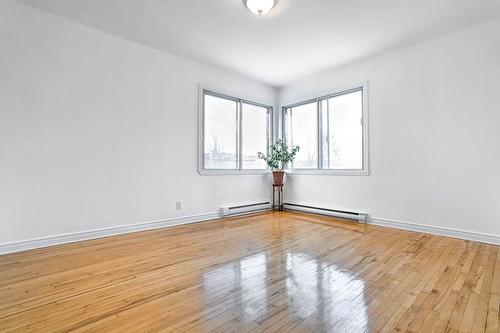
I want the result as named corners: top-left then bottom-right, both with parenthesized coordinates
top-left (284, 101), bottom-right (318, 169)
top-left (199, 90), bottom-right (272, 174)
top-left (283, 84), bottom-right (369, 175)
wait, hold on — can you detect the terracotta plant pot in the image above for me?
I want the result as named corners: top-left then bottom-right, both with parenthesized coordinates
top-left (272, 171), bottom-right (285, 185)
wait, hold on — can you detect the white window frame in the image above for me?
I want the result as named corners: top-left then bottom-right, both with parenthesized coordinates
top-left (198, 87), bottom-right (273, 175)
top-left (281, 82), bottom-right (370, 176)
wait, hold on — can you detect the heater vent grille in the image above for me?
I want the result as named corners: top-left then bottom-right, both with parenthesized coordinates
top-left (284, 203), bottom-right (368, 223)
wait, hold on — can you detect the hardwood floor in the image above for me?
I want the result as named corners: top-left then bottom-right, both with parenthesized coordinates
top-left (1, 211), bottom-right (499, 332)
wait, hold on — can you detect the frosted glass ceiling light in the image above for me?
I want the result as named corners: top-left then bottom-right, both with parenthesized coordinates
top-left (243, 0), bottom-right (277, 16)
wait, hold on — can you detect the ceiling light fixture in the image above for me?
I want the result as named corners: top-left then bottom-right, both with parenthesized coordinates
top-left (243, 0), bottom-right (277, 16)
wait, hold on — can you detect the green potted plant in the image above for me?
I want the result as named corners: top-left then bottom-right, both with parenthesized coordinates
top-left (257, 139), bottom-right (300, 185)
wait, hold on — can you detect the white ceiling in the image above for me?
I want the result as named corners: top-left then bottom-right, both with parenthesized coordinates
top-left (18, 0), bottom-right (500, 87)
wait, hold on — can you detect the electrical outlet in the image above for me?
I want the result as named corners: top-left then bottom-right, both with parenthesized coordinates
top-left (176, 201), bottom-right (182, 210)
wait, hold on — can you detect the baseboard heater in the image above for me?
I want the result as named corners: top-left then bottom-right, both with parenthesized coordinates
top-left (220, 202), bottom-right (271, 217)
top-left (284, 203), bottom-right (368, 223)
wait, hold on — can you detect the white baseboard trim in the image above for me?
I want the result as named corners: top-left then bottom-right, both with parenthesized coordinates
top-left (370, 217), bottom-right (500, 245)
top-left (0, 212), bottom-right (220, 255)
top-left (3, 211), bottom-right (499, 255)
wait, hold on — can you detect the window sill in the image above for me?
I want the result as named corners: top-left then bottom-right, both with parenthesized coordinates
top-left (198, 169), bottom-right (271, 176)
top-left (284, 169), bottom-right (370, 176)
top-left (197, 169), bottom-right (370, 176)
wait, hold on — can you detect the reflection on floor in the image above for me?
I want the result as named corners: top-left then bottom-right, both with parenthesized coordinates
top-left (0, 211), bottom-right (499, 332)
top-left (203, 251), bottom-right (368, 332)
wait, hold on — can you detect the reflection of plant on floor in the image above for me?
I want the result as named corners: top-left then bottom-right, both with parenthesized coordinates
top-left (257, 138), bottom-right (300, 171)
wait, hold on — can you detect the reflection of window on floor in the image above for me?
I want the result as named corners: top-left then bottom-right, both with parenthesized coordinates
top-left (202, 251), bottom-right (368, 331)
top-left (202, 253), bottom-right (268, 321)
top-left (285, 252), bottom-right (368, 331)
top-left (240, 254), bottom-right (267, 317)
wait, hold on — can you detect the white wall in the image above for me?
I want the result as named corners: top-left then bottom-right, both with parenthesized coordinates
top-left (280, 17), bottom-right (500, 236)
top-left (0, 0), bottom-right (277, 245)
top-left (2, 0), bottom-right (499, 249)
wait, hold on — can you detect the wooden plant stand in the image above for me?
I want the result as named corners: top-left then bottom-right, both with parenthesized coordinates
top-left (272, 184), bottom-right (284, 211)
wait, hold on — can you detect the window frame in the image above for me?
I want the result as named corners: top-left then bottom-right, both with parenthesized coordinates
top-left (198, 87), bottom-right (273, 175)
top-left (281, 82), bottom-right (370, 176)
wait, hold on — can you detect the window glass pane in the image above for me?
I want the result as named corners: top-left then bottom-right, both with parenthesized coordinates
top-left (204, 94), bottom-right (238, 169)
top-left (242, 103), bottom-right (268, 169)
top-left (320, 99), bottom-right (329, 168)
top-left (322, 90), bottom-right (363, 169)
top-left (286, 102), bottom-right (317, 169)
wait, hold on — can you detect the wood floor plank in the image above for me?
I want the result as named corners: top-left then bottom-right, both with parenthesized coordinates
top-left (0, 211), bottom-right (499, 332)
